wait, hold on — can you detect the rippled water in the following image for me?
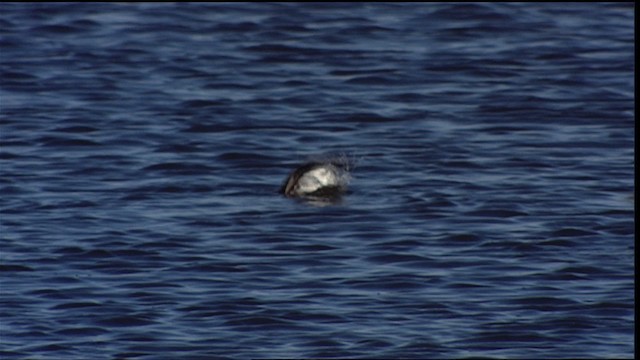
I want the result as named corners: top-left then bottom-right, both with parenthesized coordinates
top-left (0, 3), bottom-right (634, 359)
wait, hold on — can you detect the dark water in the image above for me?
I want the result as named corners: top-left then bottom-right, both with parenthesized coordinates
top-left (0, 3), bottom-right (634, 359)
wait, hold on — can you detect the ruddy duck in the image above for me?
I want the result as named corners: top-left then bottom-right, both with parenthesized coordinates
top-left (280, 161), bottom-right (350, 198)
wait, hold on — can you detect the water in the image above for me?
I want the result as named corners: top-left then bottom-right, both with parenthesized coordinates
top-left (0, 3), bottom-right (634, 359)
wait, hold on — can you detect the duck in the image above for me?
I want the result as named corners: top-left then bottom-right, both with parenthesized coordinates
top-left (280, 161), bottom-right (349, 198)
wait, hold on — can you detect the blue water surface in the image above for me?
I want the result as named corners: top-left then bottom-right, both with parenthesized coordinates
top-left (0, 3), bottom-right (635, 359)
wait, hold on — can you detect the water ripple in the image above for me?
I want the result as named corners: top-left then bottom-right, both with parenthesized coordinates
top-left (0, 2), bottom-right (633, 359)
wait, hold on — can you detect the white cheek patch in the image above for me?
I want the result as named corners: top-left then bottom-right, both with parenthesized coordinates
top-left (295, 166), bottom-right (339, 194)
